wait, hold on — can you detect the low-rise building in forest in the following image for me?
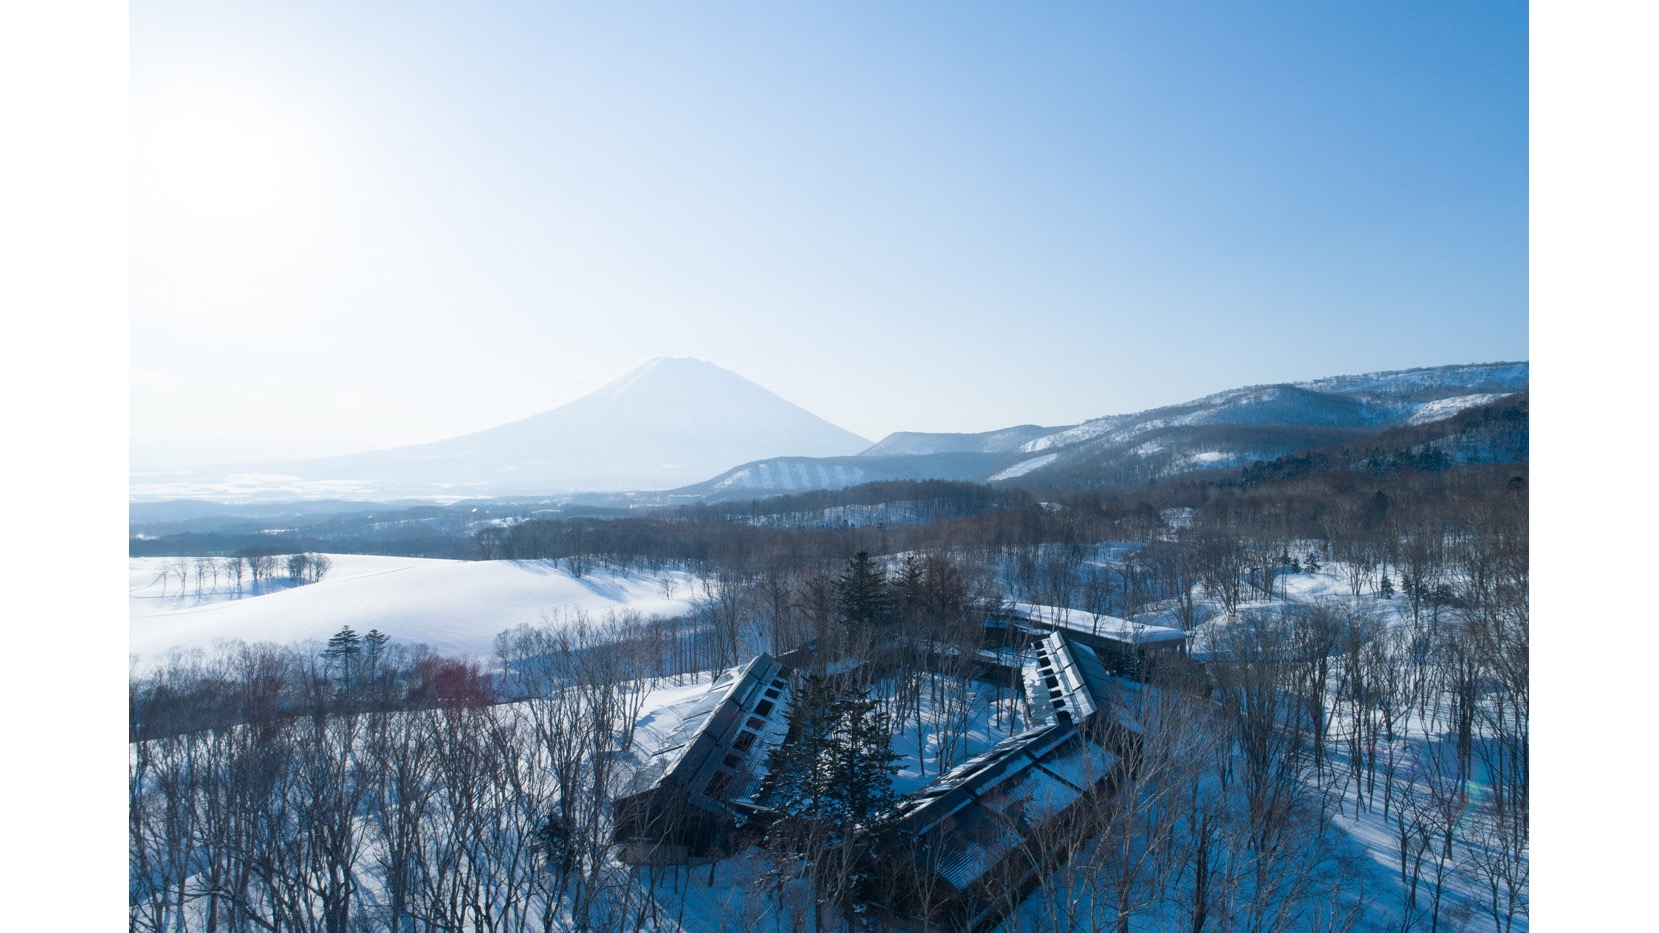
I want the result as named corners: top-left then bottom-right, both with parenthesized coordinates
top-left (885, 719), bottom-right (1127, 931)
top-left (614, 627), bottom-right (1148, 911)
top-left (877, 630), bottom-right (1145, 930)
top-left (1009, 602), bottom-right (1189, 674)
top-left (613, 653), bottom-right (793, 860)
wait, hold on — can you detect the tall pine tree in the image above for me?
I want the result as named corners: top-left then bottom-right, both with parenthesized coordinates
top-left (322, 625), bottom-right (361, 689)
top-left (765, 675), bottom-right (902, 924)
top-left (834, 551), bottom-right (894, 628)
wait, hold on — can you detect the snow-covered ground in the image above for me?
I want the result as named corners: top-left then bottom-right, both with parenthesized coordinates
top-left (129, 554), bottom-right (702, 665)
top-left (1146, 564), bottom-right (1522, 932)
top-left (681, 564), bottom-right (1523, 932)
top-left (129, 554), bottom-right (1524, 930)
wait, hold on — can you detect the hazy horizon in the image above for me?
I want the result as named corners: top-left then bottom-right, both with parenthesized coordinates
top-left (132, 3), bottom-right (1527, 469)
top-left (130, 353), bottom-right (1529, 474)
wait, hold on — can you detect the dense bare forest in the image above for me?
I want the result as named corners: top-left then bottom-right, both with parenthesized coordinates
top-left (130, 450), bottom-right (1526, 931)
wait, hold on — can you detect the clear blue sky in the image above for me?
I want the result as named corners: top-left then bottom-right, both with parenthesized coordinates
top-left (130, 1), bottom-right (1527, 465)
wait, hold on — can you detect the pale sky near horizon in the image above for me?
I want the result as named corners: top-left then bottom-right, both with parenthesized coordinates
top-left (130, 1), bottom-right (1527, 467)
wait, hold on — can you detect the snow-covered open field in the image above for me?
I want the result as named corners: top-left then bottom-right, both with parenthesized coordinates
top-left (129, 554), bottom-right (702, 665)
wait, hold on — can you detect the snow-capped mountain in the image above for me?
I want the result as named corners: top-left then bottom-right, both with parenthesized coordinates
top-left (131, 360), bottom-right (1526, 503)
top-left (678, 362), bottom-right (1528, 499)
top-left (129, 357), bottom-right (871, 500)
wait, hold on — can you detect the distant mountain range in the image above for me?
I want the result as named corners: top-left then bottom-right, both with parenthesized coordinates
top-left (129, 359), bottom-right (1528, 503)
top-left (677, 362), bottom-right (1529, 499)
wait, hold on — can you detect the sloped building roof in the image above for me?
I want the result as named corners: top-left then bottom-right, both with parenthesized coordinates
top-left (883, 632), bottom-right (1145, 929)
top-left (615, 653), bottom-right (793, 851)
top-left (1023, 630), bottom-right (1099, 726)
top-left (1010, 601), bottom-right (1189, 646)
top-left (895, 721), bottom-right (1122, 892)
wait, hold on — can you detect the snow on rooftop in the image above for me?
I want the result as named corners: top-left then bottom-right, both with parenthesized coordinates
top-left (1011, 602), bottom-right (1188, 644)
top-left (1024, 633), bottom-right (1098, 726)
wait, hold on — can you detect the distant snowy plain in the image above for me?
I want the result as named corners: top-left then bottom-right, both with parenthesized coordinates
top-left (128, 554), bottom-right (702, 665)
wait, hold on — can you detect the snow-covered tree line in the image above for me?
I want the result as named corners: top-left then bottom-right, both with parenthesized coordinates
top-left (130, 460), bottom-right (1525, 930)
top-left (153, 551), bottom-right (333, 598)
top-left (128, 613), bottom-right (693, 933)
top-left (684, 474), bottom-right (1528, 930)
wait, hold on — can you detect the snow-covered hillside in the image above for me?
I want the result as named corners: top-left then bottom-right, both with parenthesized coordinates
top-left (129, 554), bottom-right (701, 665)
top-left (861, 424), bottom-right (1061, 457)
top-left (675, 361), bottom-right (1529, 499)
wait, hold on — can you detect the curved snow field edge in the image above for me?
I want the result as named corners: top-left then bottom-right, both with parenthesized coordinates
top-left (129, 554), bottom-right (702, 667)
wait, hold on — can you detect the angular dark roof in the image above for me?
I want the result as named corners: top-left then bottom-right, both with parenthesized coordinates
top-left (620, 653), bottom-right (792, 809)
top-left (895, 721), bottom-right (1122, 892)
top-left (1023, 631), bottom-right (1099, 726)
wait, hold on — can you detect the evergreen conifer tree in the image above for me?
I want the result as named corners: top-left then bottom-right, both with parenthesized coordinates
top-left (835, 551), bottom-right (894, 628)
top-left (765, 675), bottom-right (901, 922)
top-left (323, 625), bottom-right (362, 687)
top-left (768, 675), bottom-right (841, 831)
